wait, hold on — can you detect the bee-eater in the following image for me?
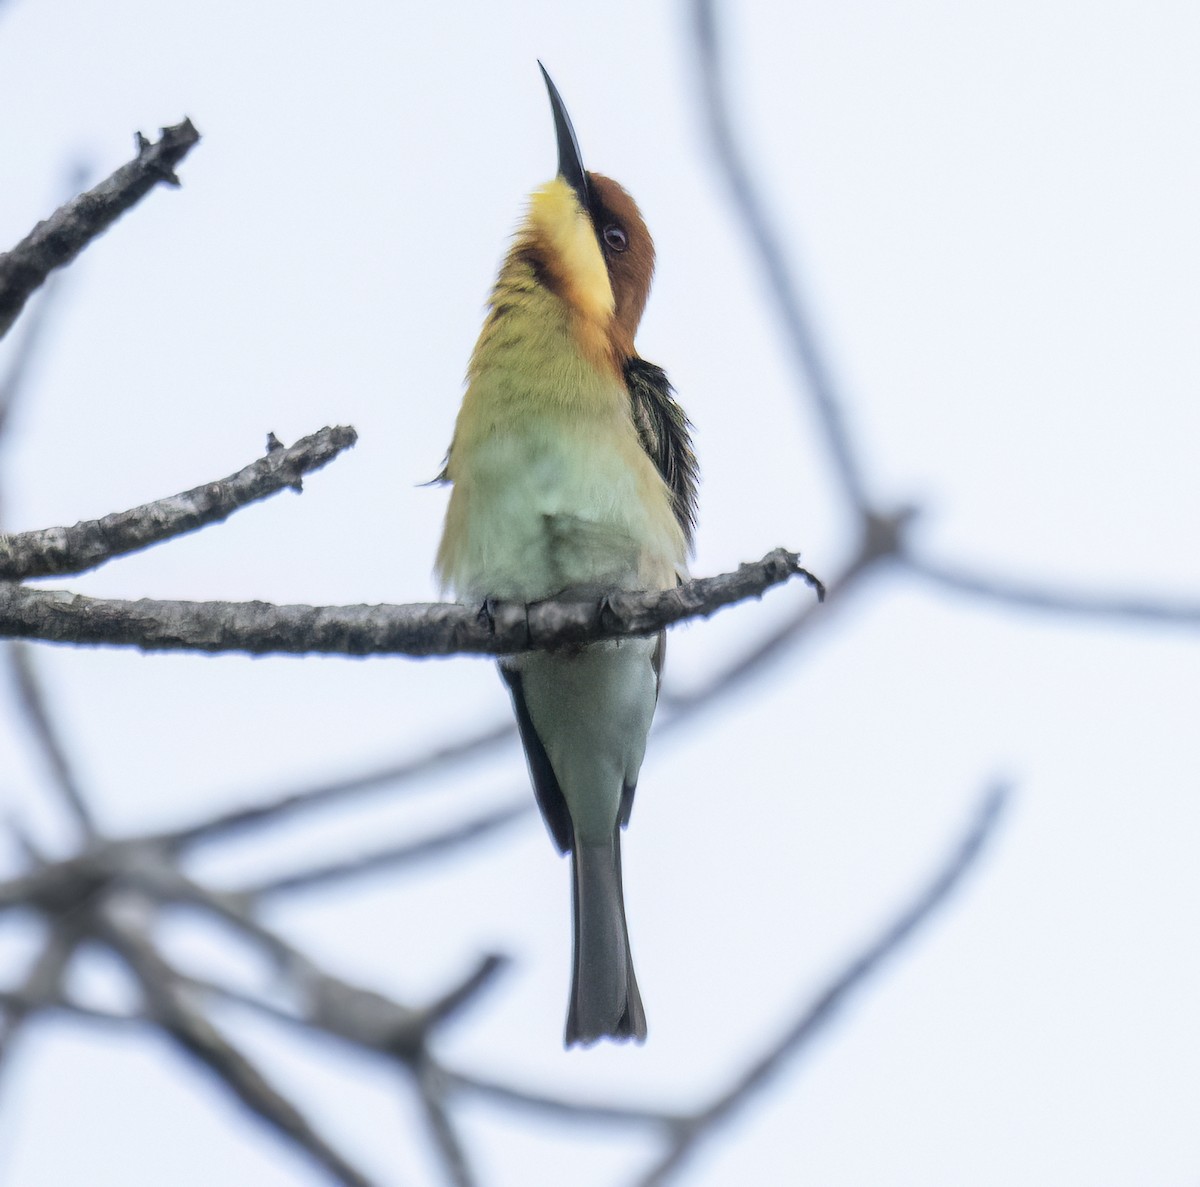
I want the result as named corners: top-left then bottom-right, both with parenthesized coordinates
top-left (435, 65), bottom-right (697, 1046)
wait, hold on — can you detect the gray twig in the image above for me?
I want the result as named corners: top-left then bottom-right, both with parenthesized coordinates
top-left (0, 162), bottom-right (88, 447)
top-left (692, 0), bottom-right (869, 513)
top-left (635, 784), bottom-right (1010, 1186)
top-left (97, 899), bottom-right (378, 1187)
top-left (0, 925), bottom-right (80, 1070)
top-left (240, 801), bottom-right (531, 902)
top-left (166, 720), bottom-right (516, 848)
top-left (440, 1066), bottom-right (680, 1128)
top-left (0, 988), bottom-right (137, 1026)
top-left (909, 556), bottom-right (1200, 626)
top-left (6, 643), bottom-right (97, 838)
top-left (414, 1060), bottom-right (478, 1187)
top-left (419, 955), bottom-right (509, 1032)
top-left (141, 865), bottom-right (505, 1058)
top-left (0, 120), bottom-right (200, 341)
top-left (0, 425), bottom-right (357, 580)
top-left (661, 513), bottom-right (906, 715)
top-left (0, 276), bottom-right (65, 442)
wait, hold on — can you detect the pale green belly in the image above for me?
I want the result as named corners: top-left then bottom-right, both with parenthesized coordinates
top-left (443, 428), bottom-right (680, 602)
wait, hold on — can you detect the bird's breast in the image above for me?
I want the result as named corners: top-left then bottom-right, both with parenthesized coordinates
top-left (435, 259), bottom-right (684, 603)
top-left (438, 408), bottom-right (684, 603)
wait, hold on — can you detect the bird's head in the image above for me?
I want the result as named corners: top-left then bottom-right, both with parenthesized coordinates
top-left (515, 65), bottom-right (656, 364)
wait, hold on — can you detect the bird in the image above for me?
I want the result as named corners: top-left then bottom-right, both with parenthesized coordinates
top-left (434, 64), bottom-right (697, 1046)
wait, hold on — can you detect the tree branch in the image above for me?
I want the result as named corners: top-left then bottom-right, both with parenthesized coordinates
top-left (0, 426), bottom-right (357, 580)
top-left (908, 555), bottom-right (1200, 627)
top-left (691, 0), bottom-right (869, 514)
top-left (165, 720), bottom-right (515, 849)
top-left (636, 783), bottom-right (1010, 1186)
top-left (413, 1060), bottom-right (478, 1187)
top-left (0, 270), bottom-right (67, 442)
top-left (138, 864), bottom-right (506, 1058)
top-left (0, 120), bottom-right (200, 341)
top-left (0, 925), bottom-right (80, 1068)
top-left (0, 988), bottom-right (137, 1027)
top-left (440, 1066), bottom-right (680, 1128)
top-left (239, 801), bottom-right (531, 902)
top-left (661, 512), bottom-right (908, 716)
top-left (6, 642), bottom-right (97, 838)
top-left (96, 899), bottom-right (376, 1187)
top-left (0, 548), bottom-right (823, 656)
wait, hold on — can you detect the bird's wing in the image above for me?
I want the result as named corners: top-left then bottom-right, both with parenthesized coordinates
top-left (500, 660), bottom-right (574, 853)
top-left (623, 356), bottom-right (699, 549)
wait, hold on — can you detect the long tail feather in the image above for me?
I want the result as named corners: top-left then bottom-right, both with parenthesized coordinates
top-left (566, 833), bottom-right (646, 1046)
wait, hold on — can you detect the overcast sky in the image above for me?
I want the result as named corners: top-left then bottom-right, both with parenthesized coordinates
top-left (1, 2), bottom-right (1198, 1185)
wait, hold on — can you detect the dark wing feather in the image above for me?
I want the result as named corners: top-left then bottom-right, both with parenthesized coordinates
top-left (500, 661), bottom-right (574, 854)
top-left (624, 356), bottom-right (698, 549)
top-left (620, 364), bottom-right (693, 829)
top-left (616, 630), bottom-right (665, 830)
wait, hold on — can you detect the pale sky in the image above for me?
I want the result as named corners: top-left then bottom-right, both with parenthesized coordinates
top-left (1, 2), bottom-right (1198, 1185)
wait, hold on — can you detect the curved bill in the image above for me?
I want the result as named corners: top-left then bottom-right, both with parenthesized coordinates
top-left (538, 62), bottom-right (589, 208)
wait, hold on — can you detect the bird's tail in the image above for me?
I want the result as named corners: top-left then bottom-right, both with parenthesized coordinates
top-left (566, 831), bottom-right (647, 1046)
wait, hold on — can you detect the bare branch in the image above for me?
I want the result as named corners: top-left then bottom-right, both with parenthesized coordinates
top-left (0, 548), bottom-right (822, 656)
top-left (145, 867), bottom-right (505, 1058)
top-left (419, 954), bottom-right (509, 1032)
top-left (7, 643), bottom-right (97, 838)
top-left (1, 830), bottom-right (505, 1061)
top-left (909, 555), bottom-right (1200, 626)
top-left (414, 1060), bottom-right (478, 1187)
top-left (166, 720), bottom-right (515, 848)
top-left (0, 851), bottom-right (109, 912)
top-left (176, 976), bottom-right (311, 1030)
top-left (0, 162), bottom-right (89, 448)
top-left (0, 426), bottom-right (357, 580)
top-left (660, 591), bottom-right (824, 718)
top-left (636, 783), bottom-right (1010, 1186)
top-left (0, 120), bottom-right (200, 341)
top-left (241, 801), bottom-right (531, 901)
top-left (691, 0), bottom-right (869, 513)
top-left (97, 900), bottom-right (377, 1187)
top-left (0, 286), bottom-right (66, 530)
top-left (180, 936), bottom-right (507, 1085)
top-left (661, 514), bottom-right (907, 715)
top-left (0, 988), bottom-right (137, 1027)
top-left (440, 1066), bottom-right (680, 1128)
top-left (0, 856), bottom-right (663, 1133)
top-left (0, 925), bottom-right (79, 1068)
top-left (0, 278), bottom-right (64, 443)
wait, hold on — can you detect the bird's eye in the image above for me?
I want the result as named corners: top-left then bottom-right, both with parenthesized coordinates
top-left (603, 224), bottom-right (628, 252)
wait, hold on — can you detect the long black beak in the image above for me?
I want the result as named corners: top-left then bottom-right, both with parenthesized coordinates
top-left (538, 62), bottom-right (589, 208)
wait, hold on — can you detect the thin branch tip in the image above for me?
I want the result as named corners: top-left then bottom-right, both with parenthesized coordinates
top-left (755, 548), bottom-right (825, 603)
top-left (425, 953), bottom-right (510, 1028)
top-left (0, 115), bottom-right (203, 341)
top-left (136, 118), bottom-right (202, 183)
top-left (0, 424), bottom-right (358, 580)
